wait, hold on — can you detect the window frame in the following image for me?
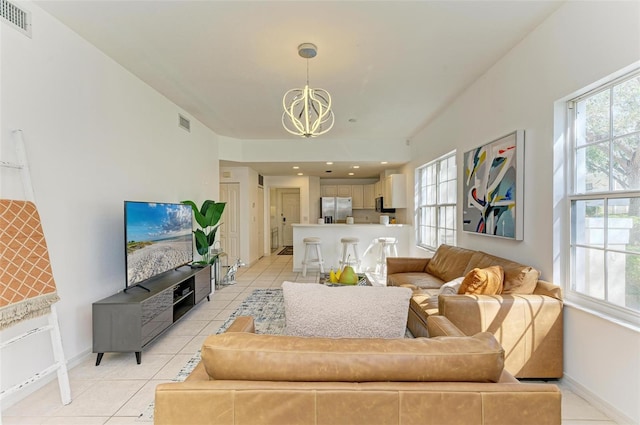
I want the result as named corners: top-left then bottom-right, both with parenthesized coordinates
top-left (566, 68), bottom-right (640, 326)
top-left (415, 151), bottom-right (457, 251)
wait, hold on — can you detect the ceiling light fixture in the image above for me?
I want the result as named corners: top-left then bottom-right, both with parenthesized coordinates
top-left (282, 43), bottom-right (334, 138)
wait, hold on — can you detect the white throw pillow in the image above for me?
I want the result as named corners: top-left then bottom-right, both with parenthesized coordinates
top-left (439, 277), bottom-right (464, 295)
top-left (281, 281), bottom-right (412, 339)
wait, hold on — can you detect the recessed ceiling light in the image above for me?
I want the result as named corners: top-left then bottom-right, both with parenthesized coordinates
top-left (293, 166), bottom-right (299, 169)
top-left (381, 161), bottom-right (388, 164)
top-left (352, 165), bottom-right (360, 169)
top-left (326, 161), bottom-right (333, 165)
top-left (297, 172), bottom-right (303, 176)
top-left (348, 172), bottom-right (355, 176)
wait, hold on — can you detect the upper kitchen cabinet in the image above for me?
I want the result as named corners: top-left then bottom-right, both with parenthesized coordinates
top-left (351, 185), bottom-right (364, 209)
top-left (383, 174), bottom-right (407, 208)
top-left (374, 181), bottom-right (383, 198)
top-left (321, 185), bottom-right (338, 197)
top-left (337, 185), bottom-right (352, 197)
top-left (363, 184), bottom-right (375, 209)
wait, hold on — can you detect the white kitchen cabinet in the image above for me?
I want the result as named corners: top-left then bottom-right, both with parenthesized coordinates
top-left (374, 181), bottom-right (383, 198)
top-left (351, 185), bottom-right (364, 209)
top-left (337, 185), bottom-right (352, 197)
top-left (363, 184), bottom-right (375, 209)
top-left (321, 185), bottom-right (337, 197)
top-left (383, 174), bottom-right (407, 208)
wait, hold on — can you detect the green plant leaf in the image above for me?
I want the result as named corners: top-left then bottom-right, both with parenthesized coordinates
top-left (193, 229), bottom-right (209, 256)
top-left (181, 200), bottom-right (209, 229)
top-left (182, 200), bottom-right (226, 257)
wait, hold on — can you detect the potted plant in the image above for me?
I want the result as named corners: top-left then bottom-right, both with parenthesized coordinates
top-left (181, 199), bottom-right (226, 266)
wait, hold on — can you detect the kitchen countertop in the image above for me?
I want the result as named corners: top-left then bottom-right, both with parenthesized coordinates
top-left (290, 223), bottom-right (411, 272)
top-left (291, 223), bottom-right (409, 227)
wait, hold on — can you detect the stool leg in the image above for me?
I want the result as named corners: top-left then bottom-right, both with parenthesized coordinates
top-left (302, 244), bottom-right (309, 277)
top-left (340, 243), bottom-right (348, 267)
top-left (315, 244), bottom-right (325, 273)
top-left (352, 244), bottom-right (361, 272)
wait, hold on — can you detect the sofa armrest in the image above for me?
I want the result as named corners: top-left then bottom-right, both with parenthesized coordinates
top-left (438, 294), bottom-right (563, 378)
top-left (386, 257), bottom-right (430, 277)
top-left (534, 279), bottom-right (563, 300)
top-left (426, 315), bottom-right (466, 337)
top-left (225, 316), bottom-right (256, 333)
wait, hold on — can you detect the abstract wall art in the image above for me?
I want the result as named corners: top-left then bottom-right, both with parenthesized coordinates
top-left (462, 130), bottom-right (524, 240)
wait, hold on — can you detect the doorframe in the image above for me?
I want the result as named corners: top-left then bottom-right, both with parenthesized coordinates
top-left (268, 187), bottom-right (301, 253)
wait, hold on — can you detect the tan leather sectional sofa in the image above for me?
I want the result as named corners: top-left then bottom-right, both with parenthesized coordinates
top-left (155, 316), bottom-right (561, 425)
top-left (387, 244), bottom-right (564, 379)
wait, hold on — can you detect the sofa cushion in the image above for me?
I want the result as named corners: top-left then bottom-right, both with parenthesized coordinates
top-left (440, 277), bottom-right (465, 295)
top-left (458, 266), bottom-right (504, 295)
top-left (425, 245), bottom-right (476, 282)
top-left (201, 331), bottom-right (505, 383)
top-left (282, 281), bottom-right (411, 338)
top-left (388, 272), bottom-right (444, 289)
top-left (464, 252), bottom-right (540, 294)
top-left (410, 292), bottom-right (440, 319)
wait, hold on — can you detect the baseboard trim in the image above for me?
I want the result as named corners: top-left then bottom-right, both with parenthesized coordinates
top-left (561, 374), bottom-right (635, 425)
top-left (0, 347), bottom-right (92, 411)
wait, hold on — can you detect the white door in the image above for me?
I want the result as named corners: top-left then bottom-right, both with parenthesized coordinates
top-left (220, 183), bottom-right (240, 263)
top-left (282, 192), bottom-right (300, 246)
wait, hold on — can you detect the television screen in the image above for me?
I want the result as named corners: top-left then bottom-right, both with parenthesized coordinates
top-left (124, 201), bottom-right (193, 287)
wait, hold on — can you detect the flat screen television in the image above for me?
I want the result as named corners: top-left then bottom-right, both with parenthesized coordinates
top-left (124, 201), bottom-right (193, 289)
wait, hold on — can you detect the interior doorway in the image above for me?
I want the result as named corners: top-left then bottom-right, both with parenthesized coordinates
top-left (269, 188), bottom-right (300, 251)
top-left (282, 192), bottom-right (300, 246)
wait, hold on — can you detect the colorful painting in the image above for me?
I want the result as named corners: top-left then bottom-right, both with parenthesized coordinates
top-left (462, 130), bottom-right (524, 240)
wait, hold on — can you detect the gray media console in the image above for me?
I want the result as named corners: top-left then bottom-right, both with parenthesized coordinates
top-left (92, 265), bottom-right (211, 365)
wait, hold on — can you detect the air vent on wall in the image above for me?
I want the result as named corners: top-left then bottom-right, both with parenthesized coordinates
top-left (258, 174), bottom-right (264, 187)
top-left (1, 0), bottom-right (31, 37)
top-left (178, 114), bottom-right (191, 132)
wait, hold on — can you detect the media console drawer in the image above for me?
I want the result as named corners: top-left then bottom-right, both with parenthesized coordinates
top-left (92, 265), bottom-right (211, 365)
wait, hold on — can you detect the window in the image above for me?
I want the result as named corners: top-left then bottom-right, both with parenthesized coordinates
top-left (568, 69), bottom-right (640, 322)
top-left (416, 151), bottom-right (457, 250)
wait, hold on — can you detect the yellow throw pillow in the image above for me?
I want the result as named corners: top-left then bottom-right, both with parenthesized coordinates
top-left (458, 266), bottom-right (504, 295)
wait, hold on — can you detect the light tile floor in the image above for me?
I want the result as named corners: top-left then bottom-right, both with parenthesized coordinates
top-left (2, 254), bottom-right (619, 424)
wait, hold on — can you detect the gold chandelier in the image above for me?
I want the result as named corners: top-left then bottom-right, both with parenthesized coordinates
top-left (282, 43), bottom-right (335, 138)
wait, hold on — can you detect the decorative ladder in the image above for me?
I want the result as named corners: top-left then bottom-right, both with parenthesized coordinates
top-left (0, 130), bottom-right (72, 417)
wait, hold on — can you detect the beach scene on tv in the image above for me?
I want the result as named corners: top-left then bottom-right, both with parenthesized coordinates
top-left (126, 202), bottom-right (193, 286)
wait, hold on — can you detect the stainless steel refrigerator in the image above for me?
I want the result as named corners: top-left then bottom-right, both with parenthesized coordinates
top-left (320, 197), bottom-right (352, 223)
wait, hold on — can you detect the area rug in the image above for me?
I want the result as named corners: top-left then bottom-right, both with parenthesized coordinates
top-left (138, 288), bottom-right (285, 421)
top-left (278, 245), bottom-right (293, 255)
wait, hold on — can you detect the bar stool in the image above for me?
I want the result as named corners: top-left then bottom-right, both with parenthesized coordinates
top-left (301, 237), bottom-right (325, 277)
top-left (339, 237), bottom-right (361, 271)
top-left (375, 237), bottom-right (398, 275)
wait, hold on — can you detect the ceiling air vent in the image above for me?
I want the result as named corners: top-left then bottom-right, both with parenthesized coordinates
top-left (178, 114), bottom-right (191, 132)
top-left (1, 0), bottom-right (31, 37)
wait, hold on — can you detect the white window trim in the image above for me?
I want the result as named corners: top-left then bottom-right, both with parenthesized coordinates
top-left (415, 150), bottom-right (457, 251)
top-left (563, 67), bottom-right (640, 328)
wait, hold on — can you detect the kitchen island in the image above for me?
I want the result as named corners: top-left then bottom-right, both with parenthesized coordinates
top-left (291, 224), bottom-right (412, 273)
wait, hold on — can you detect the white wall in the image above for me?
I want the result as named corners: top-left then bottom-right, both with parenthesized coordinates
top-left (406, 2), bottom-right (640, 422)
top-left (0, 2), bottom-right (220, 406)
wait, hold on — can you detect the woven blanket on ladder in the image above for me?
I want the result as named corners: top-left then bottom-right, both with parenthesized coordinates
top-left (0, 199), bottom-right (59, 330)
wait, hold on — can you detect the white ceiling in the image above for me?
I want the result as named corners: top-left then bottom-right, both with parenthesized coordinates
top-left (35, 0), bottom-right (563, 178)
